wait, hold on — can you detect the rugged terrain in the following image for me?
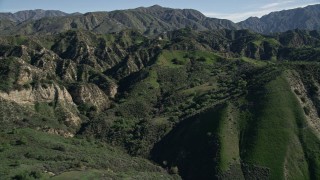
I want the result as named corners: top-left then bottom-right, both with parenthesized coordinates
top-left (1, 4), bottom-right (320, 37)
top-left (1, 4), bottom-right (320, 180)
top-left (0, 5), bottom-right (238, 36)
top-left (239, 4), bottom-right (320, 34)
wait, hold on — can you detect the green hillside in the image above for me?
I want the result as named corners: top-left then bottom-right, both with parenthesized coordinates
top-left (1, 28), bottom-right (320, 179)
top-left (0, 128), bottom-right (178, 179)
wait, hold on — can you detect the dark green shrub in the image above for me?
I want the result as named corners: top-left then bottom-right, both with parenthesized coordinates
top-left (12, 170), bottom-right (43, 180)
top-left (197, 57), bottom-right (206, 62)
top-left (172, 58), bottom-right (184, 65)
top-left (168, 116), bottom-right (179, 123)
top-left (52, 144), bottom-right (67, 152)
top-left (16, 137), bottom-right (27, 145)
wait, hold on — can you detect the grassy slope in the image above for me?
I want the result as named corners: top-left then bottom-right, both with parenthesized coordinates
top-left (301, 128), bottom-right (320, 180)
top-left (0, 128), bottom-right (177, 179)
top-left (218, 103), bottom-right (241, 172)
top-left (157, 50), bottom-right (219, 67)
top-left (240, 72), bottom-right (309, 179)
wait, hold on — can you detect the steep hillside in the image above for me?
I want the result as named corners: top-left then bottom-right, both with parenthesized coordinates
top-left (0, 5), bottom-right (238, 36)
top-left (1, 29), bottom-right (320, 179)
top-left (239, 4), bottom-right (320, 34)
top-left (0, 128), bottom-right (178, 179)
top-left (161, 28), bottom-right (320, 61)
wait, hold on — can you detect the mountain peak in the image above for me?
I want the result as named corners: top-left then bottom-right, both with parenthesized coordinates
top-left (149, 5), bottom-right (164, 9)
top-left (33, 9), bottom-right (45, 12)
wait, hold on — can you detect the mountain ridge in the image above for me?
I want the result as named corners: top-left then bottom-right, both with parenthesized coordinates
top-left (1, 4), bottom-right (320, 35)
top-left (1, 4), bottom-right (320, 36)
top-left (239, 4), bottom-right (320, 33)
top-left (0, 6), bottom-right (239, 36)
top-left (0, 9), bottom-right (70, 22)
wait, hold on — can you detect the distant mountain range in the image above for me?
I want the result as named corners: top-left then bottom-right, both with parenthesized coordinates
top-left (0, 5), bottom-right (237, 36)
top-left (238, 4), bottom-right (320, 34)
top-left (0, 4), bottom-right (319, 36)
top-left (0, 9), bottom-right (69, 22)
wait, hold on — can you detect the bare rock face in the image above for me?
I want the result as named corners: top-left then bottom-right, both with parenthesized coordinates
top-left (32, 48), bottom-right (59, 70)
top-left (16, 66), bottom-right (33, 85)
top-left (38, 126), bottom-right (75, 138)
top-left (0, 83), bottom-right (74, 104)
top-left (6, 45), bottom-right (31, 61)
top-left (70, 83), bottom-right (110, 111)
top-left (108, 82), bottom-right (118, 98)
top-left (0, 83), bottom-right (81, 127)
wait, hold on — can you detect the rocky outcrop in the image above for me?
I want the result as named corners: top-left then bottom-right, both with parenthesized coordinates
top-left (70, 83), bottom-right (110, 111)
top-left (16, 66), bottom-right (33, 85)
top-left (38, 126), bottom-right (75, 138)
top-left (107, 82), bottom-right (118, 98)
top-left (0, 83), bottom-right (81, 127)
top-left (0, 83), bottom-right (74, 105)
top-left (286, 70), bottom-right (320, 138)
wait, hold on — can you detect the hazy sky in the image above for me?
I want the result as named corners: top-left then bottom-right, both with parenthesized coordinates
top-left (0, 0), bottom-right (319, 22)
